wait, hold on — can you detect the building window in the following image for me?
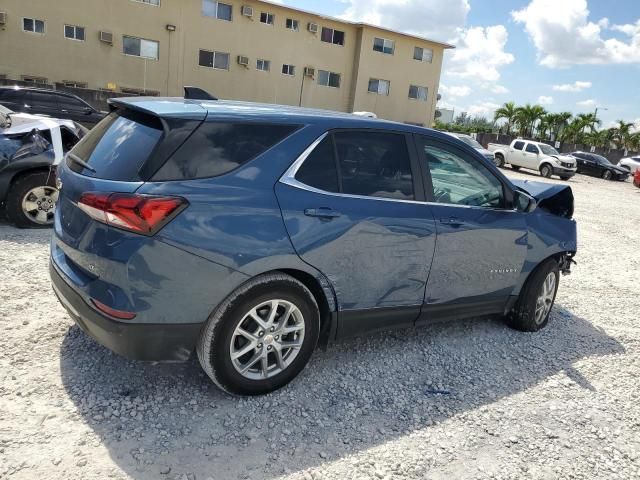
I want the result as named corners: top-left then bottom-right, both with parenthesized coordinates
top-left (318, 70), bottom-right (341, 88)
top-left (257, 59), bottom-right (271, 71)
top-left (202, 0), bottom-right (232, 21)
top-left (260, 12), bottom-right (274, 25)
top-left (409, 85), bottom-right (428, 101)
top-left (62, 81), bottom-right (88, 88)
top-left (132, 0), bottom-right (160, 5)
top-left (368, 78), bottom-right (390, 95)
top-left (321, 27), bottom-right (345, 46)
top-left (286, 18), bottom-right (299, 31)
top-left (22, 75), bottom-right (48, 85)
top-left (373, 37), bottom-right (394, 55)
top-left (414, 46), bottom-right (433, 63)
top-left (64, 25), bottom-right (85, 41)
top-left (23, 18), bottom-right (45, 34)
top-left (199, 49), bottom-right (230, 70)
top-left (282, 64), bottom-right (295, 76)
top-left (123, 36), bottom-right (159, 59)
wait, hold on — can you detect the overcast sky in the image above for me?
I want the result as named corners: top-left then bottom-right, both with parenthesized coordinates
top-left (276, 0), bottom-right (640, 127)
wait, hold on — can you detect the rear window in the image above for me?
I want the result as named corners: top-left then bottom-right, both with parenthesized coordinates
top-left (152, 122), bottom-right (299, 181)
top-left (68, 111), bottom-right (163, 181)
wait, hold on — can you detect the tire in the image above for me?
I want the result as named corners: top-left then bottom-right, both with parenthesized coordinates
top-left (540, 164), bottom-right (553, 178)
top-left (197, 273), bottom-right (320, 396)
top-left (511, 165), bottom-right (521, 171)
top-left (507, 259), bottom-right (560, 332)
top-left (602, 170), bottom-right (613, 180)
top-left (6, 171), bottom-right (58, 228)
top-left (494, 153), bottom-right (505, 168)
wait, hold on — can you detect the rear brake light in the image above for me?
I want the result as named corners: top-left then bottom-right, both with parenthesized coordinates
top-left (78, 192), bottom-right (187, 235)
top-left (91, 299), bottom-right (137, 320)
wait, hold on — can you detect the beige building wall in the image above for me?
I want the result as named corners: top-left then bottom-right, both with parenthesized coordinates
top-left (0, 0), bottom-right (452, 125)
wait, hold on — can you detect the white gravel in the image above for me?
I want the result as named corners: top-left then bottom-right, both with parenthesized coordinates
top-left (1, 170), bottom-right (639, 480)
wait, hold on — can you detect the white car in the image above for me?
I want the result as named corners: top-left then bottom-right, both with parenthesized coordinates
top-left (487, 139), bottom-right (577, 180)
top-left (444, 132), bottom-right (496, 165)
top-left (619, 156), bottom-right (640, 174)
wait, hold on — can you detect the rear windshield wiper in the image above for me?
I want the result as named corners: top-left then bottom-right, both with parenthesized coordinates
top-left (67, 153), bottom-right (96, 173)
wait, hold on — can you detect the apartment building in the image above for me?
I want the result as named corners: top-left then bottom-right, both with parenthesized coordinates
top-left (0, 0), bottom-right (453, 125)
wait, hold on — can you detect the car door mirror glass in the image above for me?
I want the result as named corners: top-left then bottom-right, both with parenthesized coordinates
top-left (514, 190), bottom-right (537, 213)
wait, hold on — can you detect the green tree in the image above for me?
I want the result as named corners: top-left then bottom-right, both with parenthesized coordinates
top-left (494, 102), bottom-right (517, 135)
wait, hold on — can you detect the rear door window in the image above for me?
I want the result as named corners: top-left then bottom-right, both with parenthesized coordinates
top-left (68, 111), bottom-right (163, 181)
top-left (153, 123), bottom-right (299, 181)
top-left (26, 91), bottom-right (60, 110)
top-left (295, 136), bottom-right (339, 193)
top-left (513, 141), bottom-right (525, 151)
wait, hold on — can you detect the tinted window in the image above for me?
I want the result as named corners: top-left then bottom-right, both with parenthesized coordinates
top-left (0, 90), bottom-right (24, 103)
top-left (513, 141), bottom-right (525, 151)
top-left (68, 111), bottom-right (163, 180)
top-left (153, 123), bottom-right (298, 181)
top-left (525, 143), bottom-right (539, 154)
top-left (572, 152), bottom-right (586, 160)
top-left (333, 131), bottom-right (414, 200)
top-left (295, 136), bottom-right (339, 193)
top-left (27, 91), bottom-right (59, 109)
top-left (419, 139), bottom-right (504, 208)
top-left (58, 95), bottom-right (87, 110)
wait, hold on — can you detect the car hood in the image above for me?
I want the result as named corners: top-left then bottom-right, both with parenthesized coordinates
top-left (609, 165), bottom-right (630, 174)
top-left (1, 113), bottom-right (76, 135)
top-left (511, 179), bottom-right (574, 219)
top-left (548, 154), bottom-right (575, 164)
top-left (476, 147), bottom-right (493, 157)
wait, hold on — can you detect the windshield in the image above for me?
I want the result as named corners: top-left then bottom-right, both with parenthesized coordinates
top-left (456, 135), bottom-right (483, 149)
top-left (539, 144), bottom-right (560, 156)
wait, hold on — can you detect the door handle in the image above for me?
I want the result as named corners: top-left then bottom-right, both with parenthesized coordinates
top-left (440, 217), bottom-right (464, 227)
top-left (304, 208), bottom-right (341, 219)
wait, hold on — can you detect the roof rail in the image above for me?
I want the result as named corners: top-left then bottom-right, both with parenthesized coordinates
top-left (184, 86), bottom-right (218, 101)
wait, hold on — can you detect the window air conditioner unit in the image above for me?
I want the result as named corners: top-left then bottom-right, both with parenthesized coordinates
top-left (307, 22), bottom-right (318, 34)
top-left (237, 55), bottom-right (250, 66)
top-left (241, 6), bottom-right (253, 18)
top-left (99, 31), bottom-right (113, 44)
top-left (0, 12), bottom-right (7, 25)
top-left (303, 67), bottom-right (315, 77)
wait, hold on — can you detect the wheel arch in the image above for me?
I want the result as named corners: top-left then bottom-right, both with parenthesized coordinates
top-left (0, 165), bottom-right (53, 204)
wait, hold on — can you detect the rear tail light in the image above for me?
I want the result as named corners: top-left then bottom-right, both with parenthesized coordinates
top-left (78, 192), bottom-right (187, 235)
top-left (91, 299), bottom-right (137, 320)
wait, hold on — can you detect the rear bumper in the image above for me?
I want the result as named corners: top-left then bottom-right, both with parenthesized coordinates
top-left (50, 261), bottom-right (202, 361)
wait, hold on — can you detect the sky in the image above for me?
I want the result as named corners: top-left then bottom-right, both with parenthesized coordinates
top-left (273, 0), bottom-right (640, 128)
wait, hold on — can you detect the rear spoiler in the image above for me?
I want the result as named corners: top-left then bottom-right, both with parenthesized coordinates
top-left (184, 86), bottom-right (217, 101)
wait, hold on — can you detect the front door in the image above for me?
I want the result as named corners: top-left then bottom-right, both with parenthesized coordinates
top-left (523, 142), bottom-right (541, 169)
top-left (276, 129), bottom-right (437, 337)
top-left (414, 136), bottom-right (528, 322)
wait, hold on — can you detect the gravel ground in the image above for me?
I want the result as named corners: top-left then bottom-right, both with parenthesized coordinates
top-left (1, 170), bottom-right (639, 480)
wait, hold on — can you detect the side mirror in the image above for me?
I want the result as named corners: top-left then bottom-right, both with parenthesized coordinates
top-left (83, 106), bottom-right (94, 115)
top-left (514, 190), bottom-right (537, 213)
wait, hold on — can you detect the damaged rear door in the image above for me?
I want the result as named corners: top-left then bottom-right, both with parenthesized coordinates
top-left (276, 129), bottom-right (436, 337)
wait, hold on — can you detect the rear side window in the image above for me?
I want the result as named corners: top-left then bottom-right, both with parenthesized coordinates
top-left (513, 141), bottom-right (525, 151)
top-left (153, 123), bottom-right (298, 181)
top-left (27, 91), bottom-right (59, 109)
top-left (68, 111), bottom-right (163, 181)
top-left (295, 131), bottom-right (414, 201)
top-left (0, 90), bottom-right (24, 103)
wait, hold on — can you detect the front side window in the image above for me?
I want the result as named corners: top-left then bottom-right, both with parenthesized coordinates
top-left (368, 78), bottom-right (390, 95)
top-left (23, 18), bottom-right (45, 34)
top-left (373, 37), bottom-right (394, 54)
top-left (257, 59), bottom-right (270, 71)
top-left (260, 12), bottom-right (274, 25)
top-left (123, 36), bottom-right (159, 60)
top-left (321, 27), bottom-right (345, 46)
top-left (199, 49), bottom-right (230, 70)
top-left (408, 85), bottom-right (428, 101)
top-left (525, 143), bottom-right (540, 154)
top-left (64, 25), bottom-right (85, 41)
top-left (153, 123), bottom-right (299, 181)
top-left (202, 0), bottom-right (232, 21)
top-left (413, 46), bottom-right (433, 63)
top-left (26, 91), bottom-right (59, 110)
top-left (317, 70), bottom-right (341, 88)
top-left (282, 64), bottom-right (295, 76)
top-left (295, 131), bottom-right (414, 201)
top-left (286, 18), bottom-right (299, 31)
top-left (418, 138), bottom-right (504, 208)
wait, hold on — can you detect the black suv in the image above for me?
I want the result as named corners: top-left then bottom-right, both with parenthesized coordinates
top-left (0, 86), bottom-right (106, 127)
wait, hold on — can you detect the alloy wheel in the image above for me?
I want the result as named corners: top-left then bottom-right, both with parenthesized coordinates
top-left (21, 186), bottom-right (58, 226)
top-left (534, 272), bottom-right (556, 325)
top-left (230, 299), bottom-right (305, 380)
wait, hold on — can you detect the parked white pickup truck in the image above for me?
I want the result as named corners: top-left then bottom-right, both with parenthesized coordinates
top-left (488, 139), bottom-right (577, 180)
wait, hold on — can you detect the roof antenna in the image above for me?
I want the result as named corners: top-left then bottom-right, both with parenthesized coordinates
top-left (184, 86), bottom-right (218, 101)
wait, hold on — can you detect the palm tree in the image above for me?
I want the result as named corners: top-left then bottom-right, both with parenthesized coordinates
top-left (575, 113), bottom-right (600, 135)
top-left (514, 104), bottom-right (546, 138)
top-left (612, 120), bottom-right (635, 149)
top-left (494, 102), bottom-right (517, 135)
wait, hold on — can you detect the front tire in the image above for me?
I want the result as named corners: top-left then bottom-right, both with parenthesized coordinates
top-left (197, 273), bottom-right (320, 396)
top-left (494, 153), bottom-right (505, 168)
top-left (6, 171), bottom-right (58, 228)
top-left (507, 259), bottom-right (560, 332)
top-left (602, 170), bottom-right (613, 180)
top-left (540, 164), bottom-right (553, 178)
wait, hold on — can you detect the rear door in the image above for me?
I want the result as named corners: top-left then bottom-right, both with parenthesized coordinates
top-left (415, 135), bottom-right (528, 322)
top-left (276, 129), bottom-right (437, 337)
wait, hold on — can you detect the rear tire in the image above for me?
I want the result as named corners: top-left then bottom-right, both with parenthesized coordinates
top-left (540, 164), bottom-right (553, 178)
top-left (6, 171), bottom-right (58, 228)
top-left (507, 259), bottom-right (560, 332)
top-left (197, 273), bottom-right (320, 396)
top-left (494, 153), bottom-right (505, 168)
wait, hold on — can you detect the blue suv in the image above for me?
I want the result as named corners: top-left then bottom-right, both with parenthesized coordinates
top-left (50, 96), bottom-right (577, 395)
